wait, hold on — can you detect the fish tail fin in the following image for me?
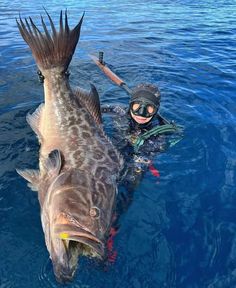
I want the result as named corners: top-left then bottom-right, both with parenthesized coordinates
top-left (16, 10), bottom-right (84, 72)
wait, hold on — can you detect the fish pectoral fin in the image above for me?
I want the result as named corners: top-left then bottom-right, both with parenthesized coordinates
top-left (43, 149), bottom-right (62, 177)
top-left (26, 103), bottom-right (44, 142)
top-left (74, 84), bottom-right (102, 125)
top-left (16, 168), bottom-right (40, 191)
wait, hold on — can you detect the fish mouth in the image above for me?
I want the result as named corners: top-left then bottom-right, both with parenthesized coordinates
top-left (53, 224), bottom-right (104, 283)
top-left (54, 223), bottom-right (104, 257)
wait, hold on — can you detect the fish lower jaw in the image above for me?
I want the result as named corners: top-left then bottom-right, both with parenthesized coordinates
top-left (64, 235), bottom-right (104, 259)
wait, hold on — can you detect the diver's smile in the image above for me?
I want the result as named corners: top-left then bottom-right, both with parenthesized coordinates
top-left (130, 111), bottom-right (153, 124)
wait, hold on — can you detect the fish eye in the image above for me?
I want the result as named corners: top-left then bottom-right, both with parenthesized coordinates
top-left (90, 207), bottom-right (100, 218)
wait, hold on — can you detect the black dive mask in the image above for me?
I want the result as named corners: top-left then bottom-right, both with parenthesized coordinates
top-left (130, 100), bottom-right (157, 118)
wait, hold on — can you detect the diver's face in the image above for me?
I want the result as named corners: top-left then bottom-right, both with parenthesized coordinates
top-left (130, 101), bottom-right (156, 124)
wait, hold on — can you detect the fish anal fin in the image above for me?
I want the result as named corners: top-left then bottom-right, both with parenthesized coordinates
top-left (74, 84), bottom-right (102, 125)
top-left (26, 103), bottom-right (44, 142)
top-left (16, 168), bottom-right (40, 191)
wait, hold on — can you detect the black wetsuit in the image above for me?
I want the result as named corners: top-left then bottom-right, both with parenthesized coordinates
top-left (101, 105), bottom-right (172, 228)
top-left (102, 105), bottom-right (182, 242)
top-left (101, 105), bottom-right (174, 191)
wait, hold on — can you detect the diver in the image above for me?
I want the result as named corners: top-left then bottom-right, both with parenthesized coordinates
top-left (101, 82), bottom-right (168, 155)
top-left (90, 52), bottom-right (183, 216)
top-left (99, 81), bottom-right (183, 264)
top-left (102, 82), bottom-right (182, 195)
top-left (90, 52), bottom-right (182, 161)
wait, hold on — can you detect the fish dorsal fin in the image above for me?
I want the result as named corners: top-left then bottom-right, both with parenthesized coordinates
top-left (74, 84), bottom-right (102, 125)
top-left (16, 169), bottom-right (40, 191)
top-left (43, 149), bottom-right (62, 177)
top-left (26, 103), bottom-right (44, 142)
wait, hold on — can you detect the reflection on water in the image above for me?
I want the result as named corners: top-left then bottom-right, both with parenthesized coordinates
top-left (0, 0), bottom-right (236, 287)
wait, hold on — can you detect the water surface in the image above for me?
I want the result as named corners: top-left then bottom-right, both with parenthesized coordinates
top-left (0, 1), bottom-right (236, 287)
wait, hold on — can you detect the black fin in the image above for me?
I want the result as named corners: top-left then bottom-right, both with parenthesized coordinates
top-left (26, 103), bottom-right (44, 142)
top-left (16, 10), bottom-right (84, 72)
top-left (74, 84), bottom-right (102, 125)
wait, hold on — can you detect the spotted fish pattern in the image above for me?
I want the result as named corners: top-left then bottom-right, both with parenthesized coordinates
top-left (16, 11), bottom-right (123, 283)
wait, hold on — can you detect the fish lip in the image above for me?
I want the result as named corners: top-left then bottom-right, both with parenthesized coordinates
top-left (55, 224), bottom-right (104, 257)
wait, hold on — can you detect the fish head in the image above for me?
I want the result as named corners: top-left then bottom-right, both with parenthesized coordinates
top-left (42, 168), bottom-right (116, 282)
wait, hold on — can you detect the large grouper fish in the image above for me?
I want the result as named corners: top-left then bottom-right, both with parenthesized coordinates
top-left (16, 10), bottom-right (123, 283)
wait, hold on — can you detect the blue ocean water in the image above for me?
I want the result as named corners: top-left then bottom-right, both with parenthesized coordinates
top-left (0, 0), bottom-right (236, 287)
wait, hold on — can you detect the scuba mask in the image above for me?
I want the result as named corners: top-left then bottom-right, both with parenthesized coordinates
top-left (130, 100), bottom-right (157, 118)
